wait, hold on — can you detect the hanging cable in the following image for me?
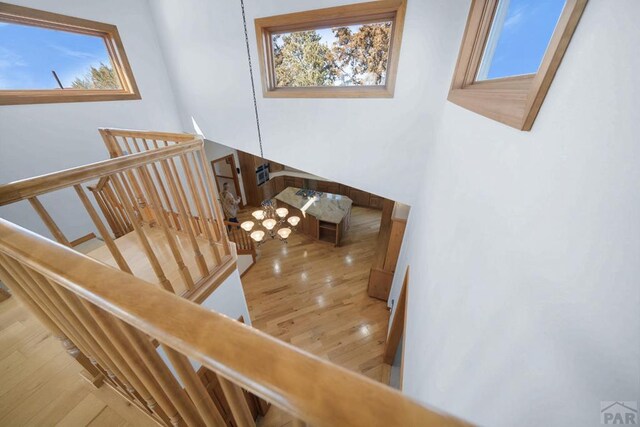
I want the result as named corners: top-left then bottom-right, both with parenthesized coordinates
top-left (240, 0), bottom-right (265, 161)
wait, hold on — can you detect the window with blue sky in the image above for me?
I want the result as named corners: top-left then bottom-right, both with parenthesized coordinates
top-left (477, 0), bottom-right (566, 81)
top-left (0, 21), bottom-right (121, 90)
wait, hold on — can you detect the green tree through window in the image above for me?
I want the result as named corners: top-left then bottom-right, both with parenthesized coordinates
top-left (272, 22), bottom-right (392, 87)
top-left (70, 62), bottom-right (121, 90)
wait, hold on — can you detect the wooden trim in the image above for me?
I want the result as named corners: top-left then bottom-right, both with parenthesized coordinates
top-left (448, 0), bottom-right (588, 130)
top-left (70, 232), bottom-right (97, 247)
top-left (0, 286), bottom-right (10, 302)
top-left (0, 220), bottom-right (470, 427)
top-left (181, 257), bottom-right (237, 305)
top-left (211, 154), bottom-right (243, 207)
top-left (383, 266), bottom-right (408, 365)
top-left (240, 259), bottom-right (256, 278)
top-left (254, 0), bottom-right (406, 98)
top-left (0, 2), bottom-right (140, 105)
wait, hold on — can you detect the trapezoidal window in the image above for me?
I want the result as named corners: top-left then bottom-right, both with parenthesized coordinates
top-left (448, 0), bottom-right (587, 130)
top-left (0, 3), bottom-right (140, 105)
top-left (254, 0), bottom-right (406, 98)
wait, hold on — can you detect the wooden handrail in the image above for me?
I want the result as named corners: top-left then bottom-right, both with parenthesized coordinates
top-left (0, 218), bottom-right (469, 427)
top-left (0, 139), bottom-right (203, 206)
top-left (99, 127), bottom-right (196, 142)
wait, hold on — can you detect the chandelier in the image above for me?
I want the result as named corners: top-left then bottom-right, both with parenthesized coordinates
top-left (238, 1), bottom-right (301, 245)
top-left (240, 200), bottom-right (300, 245)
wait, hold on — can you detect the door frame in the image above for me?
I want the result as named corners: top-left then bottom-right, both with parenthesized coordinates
top-left (383, 265), bottom-right (408, 389)
top-left (211, 154), bottom-right (243, 207)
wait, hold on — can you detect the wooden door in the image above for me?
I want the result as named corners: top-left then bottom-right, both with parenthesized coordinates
top-left (211, 154), bottom-right (243, 207)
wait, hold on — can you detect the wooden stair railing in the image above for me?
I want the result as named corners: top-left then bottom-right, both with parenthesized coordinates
top-left (225, 221), bottom-right (256, 259)
top-left (0, 136), bottom-right (233, 299)
top-left (0, 218), bottom-right (470, 427)
top-left (87, 176), bottom-right (134, 238)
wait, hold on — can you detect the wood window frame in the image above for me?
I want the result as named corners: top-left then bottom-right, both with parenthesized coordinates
top-left (448, 0), bottom-right (588, 131)
top-left (0, 2), bottom-right (140, 106)
top-left (254, 0), bottom-right (407, 99)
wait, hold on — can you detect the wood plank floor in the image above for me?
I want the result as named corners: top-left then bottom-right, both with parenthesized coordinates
top-left (0, 296), bottom-right (158, 426)
top-left (0, 206), bottom-right (389, 425)
top-left (241, 206), bottom-right (390, 382)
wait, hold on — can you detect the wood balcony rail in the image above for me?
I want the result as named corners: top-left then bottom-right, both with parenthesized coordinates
top-left (0, 138), bottom-right (234, 299)
top-left (225, 221), bottom-right (256, 259)
top-left (0, 218), bottom-right (470, 427)
top-left (87, 176), bottom-right (134, 238)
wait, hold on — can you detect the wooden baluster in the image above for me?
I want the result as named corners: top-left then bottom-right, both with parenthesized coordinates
top-left (46, 278), bottom-right (155, 403)
top-left (118, 136), bottom-right (155, 225)
top-left (121, 135), bottom-right (135, 154)
top-left (136, 164), bottom-right (196, 288)
top-left (188, 151), bottom-right (221, 241)
top-left (119, 171), bottom-right (144, 224)
top-left (168, 158), bottom-right (195, 233)
top-left (159, 157), bottom-right (212, 278)
top-left (85, 304), bottom-right (180, 425)
top-left (180, 152), bottom-right (222, 265)
top-left (151, 139), bottom-right (184, 232)
top-left (140, 138), bottom-right (180, 230)
top-left (117, 320), bottom-right (203, 427)
top-left (13, 261), bottom-right (129, 387)
top-left (110, 174), bottom-right (174, 293)
top-left (161, 345), bottom-right (226, 426)
top-left (218, 376), bottom-right (255, 427)
top-left (0, 257), bottom-right (110, 387)
top-left (28, 197), bottom-right (71, 246)
top-left (98, 129), bottom-right (120, 158)
top-left (90, 185), bottom-right (122, 238)
top-left (162, 142), bottom-right (195, 234)
top-left (99, 131), bottom-right (143, 221)
top-left (79, 299), bottom-right (177, 419)
top-left (103, 182), bottom-right (131, 233)
top-left (74, 185), bottom-right (132, 274)
top-left (104, 183), bottom-right (131, 237)
top-left (0, 260), bottom-right (104, 386)
top-left (198, 148), bottom-right (232, 256)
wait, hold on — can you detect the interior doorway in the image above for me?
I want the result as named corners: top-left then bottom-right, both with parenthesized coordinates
top-left (211, 154), bottom-right (243, 207)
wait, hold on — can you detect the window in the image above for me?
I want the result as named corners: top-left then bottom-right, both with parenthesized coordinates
top-left (254, 1), bottom-right (406, 98)
top-left (448, 0), bottom-right (587, 130)
top-left (0, 3), bottom-right (139, 105)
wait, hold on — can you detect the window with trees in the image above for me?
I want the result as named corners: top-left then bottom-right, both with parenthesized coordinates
top-left (254, 1), bottom-right (406, 98)
top-left (448, 0), bottom-right (587, 131)
top-left (0, 3), bottom-right (139, 105)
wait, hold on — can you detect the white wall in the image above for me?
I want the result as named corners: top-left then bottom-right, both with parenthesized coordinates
top-left (389, 1), bottom-right (640, 426)
top-left (158, 269), bottom-right (252, 384)
top-left (150, 0), bottom-right (640, 426)
top-left (149, 0), bottom-right (439, 206)
top-left (0, 0), bottom-right (183, 241)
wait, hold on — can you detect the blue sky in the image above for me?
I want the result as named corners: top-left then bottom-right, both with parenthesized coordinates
top-left (0, 21), bottom-right (115, 89)
top-left (481, 0), bottom-right (566, 80)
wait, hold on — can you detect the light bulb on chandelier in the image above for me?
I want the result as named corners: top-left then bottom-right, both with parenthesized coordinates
top-left (277, 227), bottom-right (292, 241)
top-left (250, 230), bottom-right (265, 243)
top-left (238, 0), bottom-right (297, 247)
top-left (240, 221), bottom-right (254, 232)
top-left (262, 218), bottom-right (277, 230)
top-left (287, 216), bottom-right (301, 227)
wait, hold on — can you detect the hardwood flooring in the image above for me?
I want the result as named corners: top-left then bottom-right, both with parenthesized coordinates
top-left (0, 205), bottom-right (389, 425)
top-left (0, 296), bottom-right (157, 426)
top-left (241, 206), bottom-right (390, 382)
